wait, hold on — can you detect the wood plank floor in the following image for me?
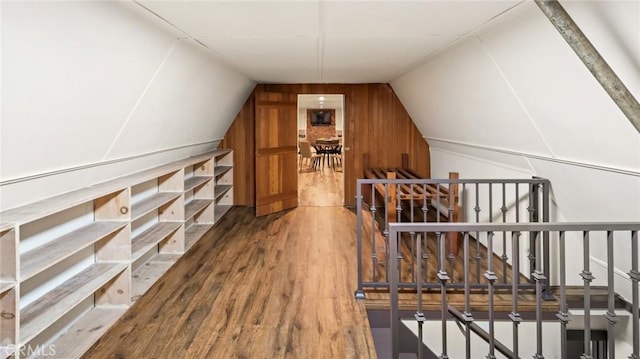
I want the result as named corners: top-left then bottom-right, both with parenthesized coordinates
top-left (84, 206), bottom-right (377, 359)
top-left (84, 173), bottom-right (576, 358)
top-left (298, 160), bottom-right (344, 207)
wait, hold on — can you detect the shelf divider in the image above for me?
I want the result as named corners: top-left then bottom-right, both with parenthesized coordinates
top-left (184, 176), bottom-right (211, 193)
top-left (47, 307), bottom-right (127, 358)
top-left (131, 253), bottom-right (180, 302)
top-left (0, 281), bottom-right (15, 294)
top-left (20, 263), bottom-right (127, 344)
top-left (214, 185), bottom-right (233, 199)
top-left (0, 285), bottom-right (17, 357)
top-left (185, 200), bottom-right (212, 221)
top-left (0, 150), bottom-right (235, 358)
top-left (0, 228), bottom-right (17, 286)
top-left (214, 165), bottom-right (232, 177)
top-left (131, 192), bottom-right (181, 221)
top-left (185, 224), bottom-right (213, 250)
top-left (20, 222), bottom-right (127, 282)
top-left (131, 222), bottom-right (182, 262)
top-left (214, 205), bottom-right (233, 223)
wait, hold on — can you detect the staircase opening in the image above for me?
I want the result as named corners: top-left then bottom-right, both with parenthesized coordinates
top-left (567, 330), bottom-right (608, 359)
top-left (353, 176), bottom-right (639, 358)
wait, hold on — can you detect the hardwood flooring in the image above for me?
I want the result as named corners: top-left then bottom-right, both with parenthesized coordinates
top-left (298, 162), bottom-right (343, 207)
top-left (84, 206), bottom-right (376, 359)
top-left (84, 175), bottom-right (570, 358)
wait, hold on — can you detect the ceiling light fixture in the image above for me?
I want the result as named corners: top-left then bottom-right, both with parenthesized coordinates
top-left (319, 96), bottom-right (325, 101)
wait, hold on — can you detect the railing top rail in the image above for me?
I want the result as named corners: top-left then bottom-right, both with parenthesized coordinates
top-left (389, 221), bottom-right (640, 233)
top-left (356, 178), bottom-right (551, 185)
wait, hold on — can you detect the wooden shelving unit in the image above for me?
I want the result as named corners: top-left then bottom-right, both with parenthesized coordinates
top-left (129, 170), bottom-right (184, 301)
top-left (0, 149), bottom-right (233, 358)
top-left (184, 176), bottom-right (211, 193)
top-left (19, 263), bottom-right (128, 344)
top-left (1, 226), bottom-right (17, 359)
top-left (131, 253), bottom-right (181, 302)
top-left (182, 156), bottom-right (217, 251)
top-left (0, 281), bottom-right (14, 294)
top-left (185, 200), bottom-right (211, 221)
top-left (0, 227), bottom-right (17, 283)
top-left (185, 224), bottom-right (213, 251)
top-left (214, 165), bottom-right (232, 177)
top-left (131, 222), bottom-right (182, 262)
top-left (131, 192), bottom-right (182, 221)
top-left (215, 185), bottom-right (233, 198)
top-left (20, 221), bottom-right (127, 282)
top-left (47, 307), bottom-right (127, 358)
top-left (11, 188), bottom-right (131, 357)
top-left (213, 151), bottom-right (234, 224)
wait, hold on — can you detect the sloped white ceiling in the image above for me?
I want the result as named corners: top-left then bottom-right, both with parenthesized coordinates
top-left (1, 1), bottom-right (255, 208)
top-left (389, 1), bottom-right (639, 294)
top-left (1, 1), bottom-right (177, 176)
top-left (392, 1), bottom-right (640, 172)
top-left (3, 0), bottom-right (639, 213)
top-left (135, 0), bottom-right (522, 83)
top-left (391, 0), bottom-right (640, 224)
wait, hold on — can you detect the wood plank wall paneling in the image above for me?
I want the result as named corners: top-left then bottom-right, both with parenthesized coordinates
top-left (222, 83), bottom-right (430, 207)
top-left (220, 90), bottom-right (255, 206)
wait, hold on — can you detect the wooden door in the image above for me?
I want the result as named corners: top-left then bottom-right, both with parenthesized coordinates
top-left (255, 91), bottom-right (298, 216)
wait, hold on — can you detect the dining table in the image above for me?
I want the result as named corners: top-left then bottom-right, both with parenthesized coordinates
top-left (312, 138), bottom-right (341, 170)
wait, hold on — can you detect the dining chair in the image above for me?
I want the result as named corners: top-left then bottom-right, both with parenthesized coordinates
top-left (329, 145), bottom-right (342, 169)
top-left (299, 140), bottom-right (321, 171)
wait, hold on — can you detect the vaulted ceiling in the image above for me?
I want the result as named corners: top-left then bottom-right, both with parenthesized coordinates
top-left (133, 0), bottom-right (523, 83)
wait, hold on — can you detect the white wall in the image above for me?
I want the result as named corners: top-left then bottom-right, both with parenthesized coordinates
top-left (392, 1), bottom-right (640, 300)
top-left (405, 320), bottom-right (562, 359)
top-left (335, 107), bottom-right (344, 136)
top-left (0, 1), bottom-right (255, 209)
top-left (298, 107), bottom-right (307, 133)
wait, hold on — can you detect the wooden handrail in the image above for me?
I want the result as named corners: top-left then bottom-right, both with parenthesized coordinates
top-left (362, 153), bottom-right (461, 255)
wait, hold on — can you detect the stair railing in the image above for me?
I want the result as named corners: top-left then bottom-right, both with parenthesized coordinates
top-left (388, 222), bottom-right (640, 359)
top-left (355, 177), bottom-right (552, 300)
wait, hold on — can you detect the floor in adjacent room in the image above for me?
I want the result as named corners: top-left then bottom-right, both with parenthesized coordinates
top-left (298, 154), bottom-right (344, 207)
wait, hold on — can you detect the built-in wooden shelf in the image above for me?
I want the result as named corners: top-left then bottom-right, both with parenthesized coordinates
top-left (213, 151), bottom-right (233, 227)
top-left (185, 224), bottom-right (213, 250)
top-left (185, 200), bottom-right (212, 221)
top-left (214, 166), bottom-right (232, 177)
top-left (0, 345), bottom-right (15, 358)
top-left (214, 185), bottom-right (233, 199)
top-left (20, 263), bottom-right (127, 344)
top-left (153, 253), bottom-right (183, 262)
top-left (184, 176), bottom-right (211, 193)
top-left (131, 222), bottom-right (182, 262)
top-left (0, 281), bottom-right (15, 294)
top-left (48, 307), bottom-right (127, 358)
top-left (131, 253), bottom-right (181, 302)
top-left (0, 151), bottom-right (229, 226)
top-left (0, 149), bottom-right (233, 357)
top-left (131, 192), bottom-right (181, 221)
top-left (215, 205), bottom-right (233, 223)
top-left (20, 222), bottom-right (127, 282)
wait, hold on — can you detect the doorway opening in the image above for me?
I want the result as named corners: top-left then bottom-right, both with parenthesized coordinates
top-left (296, 94), bottom-right (345, 207)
